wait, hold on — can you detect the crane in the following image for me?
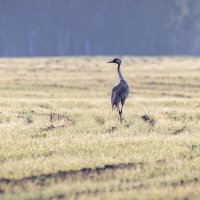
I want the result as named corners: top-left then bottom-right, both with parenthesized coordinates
top-left (108, 58), bottom-right (129, 123)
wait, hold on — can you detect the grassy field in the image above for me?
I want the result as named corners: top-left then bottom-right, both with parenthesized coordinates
top-left (0, 57), bottom-right (200, 199)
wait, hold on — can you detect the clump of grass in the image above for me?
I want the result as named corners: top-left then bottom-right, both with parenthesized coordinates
top-left (0, 115), bottom-right (11, 123)
top-left (26, 116), bottom-right (34, 124)
top-left (172, 126), bottom-right (187, 135)
top-left (167, 125), bottom-right (187, 135)
top-left (95, 115), bottom-right (105, 125)
top-left (166, 111), bottom-right (188, 122)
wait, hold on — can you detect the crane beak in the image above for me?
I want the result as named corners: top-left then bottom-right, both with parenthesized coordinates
top-left (108, 60), bottom-right (114, 63)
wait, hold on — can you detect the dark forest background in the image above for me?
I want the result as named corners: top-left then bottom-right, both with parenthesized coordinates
top-left (1, 0), bottom-right (200, 57)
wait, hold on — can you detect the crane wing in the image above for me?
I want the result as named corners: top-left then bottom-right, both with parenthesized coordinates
top-left (111, 82), bottom-right (129, 109)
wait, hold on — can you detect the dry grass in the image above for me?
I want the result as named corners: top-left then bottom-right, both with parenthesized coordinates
top-left (0, 57), bottom-right (200, 199)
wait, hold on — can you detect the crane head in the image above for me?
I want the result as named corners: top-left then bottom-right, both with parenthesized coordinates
top-left (108, 58), bottom-right (121, 65)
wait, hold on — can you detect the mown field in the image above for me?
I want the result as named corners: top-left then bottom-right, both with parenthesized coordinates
top-left (0, 57), bottom-right (200, 200)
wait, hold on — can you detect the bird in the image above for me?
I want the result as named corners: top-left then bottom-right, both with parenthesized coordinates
top-left (108, 58), bottom-right (129, 123)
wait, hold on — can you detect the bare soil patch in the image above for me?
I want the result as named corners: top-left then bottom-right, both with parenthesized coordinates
top-left (40, 113), bottom-right (74, 131)
top-left (0, 162), bottom-right (144, 186)
top-left (141, 115), bottom-right (155, 127)
top-left (50, 113), bottom-right (74, 125)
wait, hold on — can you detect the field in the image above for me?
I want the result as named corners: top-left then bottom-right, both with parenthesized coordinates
top-left (0, 57), bottom-right (200, 200)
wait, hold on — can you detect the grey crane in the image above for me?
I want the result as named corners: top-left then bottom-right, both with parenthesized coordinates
top-left (108, 58), bottom-right (129, 123)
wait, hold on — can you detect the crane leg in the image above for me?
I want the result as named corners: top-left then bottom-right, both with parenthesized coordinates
top-left (119, 110), bottom-right (122, 123)
top-left (119, 101), bottom-right (125, 123)
top-left (119, 103), bottom-right (124, 123)
top-left (117, 105), bottom-right (122, 123)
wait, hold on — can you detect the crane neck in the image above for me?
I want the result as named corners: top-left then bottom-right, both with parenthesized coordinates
top-left (117, 63), bottom-right (124, 82)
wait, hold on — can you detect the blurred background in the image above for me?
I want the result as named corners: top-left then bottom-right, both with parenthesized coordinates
top-left (1, 0), bottom-right (200, 57)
